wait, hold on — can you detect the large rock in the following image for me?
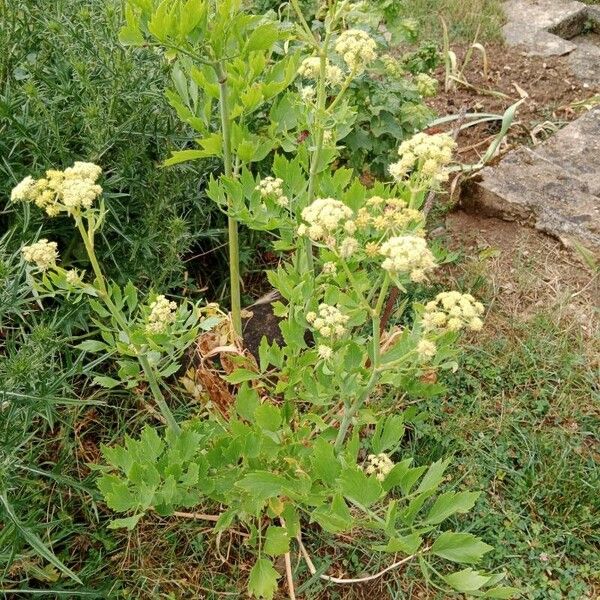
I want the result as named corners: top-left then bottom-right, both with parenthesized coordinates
top-left (463, 109), bottom-right (600, 251)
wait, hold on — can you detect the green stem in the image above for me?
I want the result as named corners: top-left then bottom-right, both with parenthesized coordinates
top-left (334, 278), bottom-right (390, 450)
top-left (138, 354), bottom-right (181, 435)
top-left (216, 61), bottom-right (242, 337)
top-left (75, 214), bottom-right (180, 434)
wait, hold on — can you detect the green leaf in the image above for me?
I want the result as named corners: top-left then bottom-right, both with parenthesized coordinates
top-left (263, 526), bottom-right (290, 557)
top-left (416, 457), bottom-right (451, 494)
top-left (311, 494), bottom-right (352, 533)
top-left (255, 403), bottom-right (282, 432)
top-left (483, 587), bottom-right (521, 598)
top-left (107, 513), bottom-right (145, 530)
top-left (443, 568), bottom-right (492, 593)
top-left (76, 340), bottom-right (107, 352)
top-left (310, 438), bottom-right (340, 485)
top-left (374, 534), bottom-right (422, 554)
top-left (236, 383), bottom-right (260, 421)
top-left (382, 459), bottom-right (426, 495)
top-left (163, 149), bottom-right (213, 166)
top-left (338, 467), bottom-right (382, 507)
top-left (93, 375), bottom-right (121, 389)
top-left (223, 368), bottom-right (259, 384)
top-left (371, 414), bottom-right (405, 454)
top-left (426, 491), bottom-right (480, 524)
top-left (237, 472), bottom-right (285, 500)
top-left (248, 558), bottom-right (280, 600)
top-left (431, 532), bottom-right (493, 564)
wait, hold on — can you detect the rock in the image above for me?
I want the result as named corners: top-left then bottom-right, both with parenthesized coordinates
top-left (462, 109), bottom-right (600, 252)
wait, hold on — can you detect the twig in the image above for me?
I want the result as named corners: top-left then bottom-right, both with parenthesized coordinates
top-left (296, 533), bottom-right (421, 584)
top-left (173, 510), bottom-right (220, 522)
top-left (280, 517), bottom-right (297, 600)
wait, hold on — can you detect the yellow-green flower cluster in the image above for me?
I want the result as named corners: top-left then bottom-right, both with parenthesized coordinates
top-left (379, 235), bottom-right (437, 282)
top-left (334, 29), bottom-right (377, 73)
top-left (11, 161), bottom-right (103, 217)
top-left (65, 269), bottom-right (82, 285)
top-left (414, 73), bottom-right (438, 98)
top-left (21, 239), bottom-right (59, 271)
top-left (364, 453), bottom-right (394, 481)
top-left (298, 197), bottom-right (353, 242)
top-left (298, 57), bottom-right (344, 87)
top-left (146, 295), bottom-right (178, 334)
top-left (416, 339), bottom-right (437, 361)
top-left (389, 133), bottom-right (456, 184)
top-left (355, 196), bottom-right (424, 235)
top-left (422, 291), bottom-right (484, 332)
top-left (317, 344), bottom-right (333, 360)
top-left (306, 303), bottom-right (349, 339)
top-left (299, 85), bottom-right (316, 102)
top-left (256, 176), bottom-right (289, 207)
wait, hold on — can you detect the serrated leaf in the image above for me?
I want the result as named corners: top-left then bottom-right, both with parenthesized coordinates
top-left (338, 467), bottom-right (382, 507)
top-left (374, 534), bottom-right (422, 554)
top-left (431, 532), bottom-right (493, 564)
top-left (416, 457), bottom-right (451, 493)
top-left (425, 491), bottom-right (480, 524)
top-left (263, 526), bottom-right (290, 556)
top-left (107, 513), bottom-right (145, 530)
top-left (236, 383), bottom-right (260, 421)
top-left (93, 375), bottom-right (121, 389)
top-left (371, 414), bottom-right (405, 454)
top-left (311, 494), bottom-right (352, 533)
top-left (237, 472), bottom-right (285, 500)
top-left (248, 558), bottom-right (280, 600)
top-left (255, 403), bottom-right (282, 432)
top-left (223, 368), bottom-right (259, 384)
top-left (444, 568), bottom-right (492, 592)
top-left (310, 438), bottom-right (340, 485)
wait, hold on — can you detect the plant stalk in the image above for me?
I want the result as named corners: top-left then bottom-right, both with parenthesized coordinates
top-left (216, 61), bottom-right (242, 337)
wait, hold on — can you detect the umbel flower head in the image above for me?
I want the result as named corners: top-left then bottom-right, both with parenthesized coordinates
top-left (11, 161), bottom-right (103, 217)
top-left (389, 132), bottom-right (456, 184)
top-left (379, 235), bottom-right (437, 282)
top-left (256, 176), bottom-right (289, 207)
top-left (146, 295), bottom-right (178, 334)
top-left (297, 56), bottom-right (344, 87)
top-left (22, 239), bottom-right (59, 271)
top-left (364, 453), bottom-right (394, 481)
top-left (298, 197), bottom-right (354, 242)
top-left (334, 29), bottom-right (377, 73)
top-left (307, 303), bottom-right (349, 339)
top-left (422, 291), bottom-right (485, 332)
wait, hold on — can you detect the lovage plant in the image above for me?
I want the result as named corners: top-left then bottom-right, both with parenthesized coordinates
top-left (11, 162), bottom-right (210, 434)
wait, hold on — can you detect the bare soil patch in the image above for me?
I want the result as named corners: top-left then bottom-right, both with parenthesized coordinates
top-left (426, 43), bottom-right (600, 163)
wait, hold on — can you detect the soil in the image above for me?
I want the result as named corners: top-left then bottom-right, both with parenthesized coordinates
top-left (425, 43), bottom-right (600, 163)
top-left (441, 210), bottom-right (599, 340)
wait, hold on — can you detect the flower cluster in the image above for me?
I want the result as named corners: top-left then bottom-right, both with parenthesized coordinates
top-left (389, 133), bottom-right (456, 184)
top-left (298, 197), bottom-right (354, 242)
top-left (364, 453), bottom-right (394, 481)
top-left (11, 161), bottom-right (103, 217)
top-left (298, 56), bottom-right (343, 87)
top-left (256, 176), bottom-right (289, 207)
top-left (414, 73), bottom-right (438, 98)
top-left (146, 295), bottom-right (178, 334)
top-left (355, 196), bottom-right (424, 235)
top-left (416, 339), bottom-right (437, 361)
top-left (422, 292), bottom-right (484, 332)
top-left (334, 29), bottom-right (377, 73)
top-left (379, 235), bottom-right (437, 282)
top-left (21, 239), bottom-right (59, 271)
top-left (306, 304), bottom-right (349, 339)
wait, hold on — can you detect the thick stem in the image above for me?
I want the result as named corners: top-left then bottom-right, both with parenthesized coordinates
top-left (138, 354), bottom-right (181, 435)
top-left (216, 61), bottom-right (242, 337)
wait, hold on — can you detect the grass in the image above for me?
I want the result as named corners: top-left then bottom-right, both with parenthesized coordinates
top-left (397, 0), bottom-right (506, 43)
